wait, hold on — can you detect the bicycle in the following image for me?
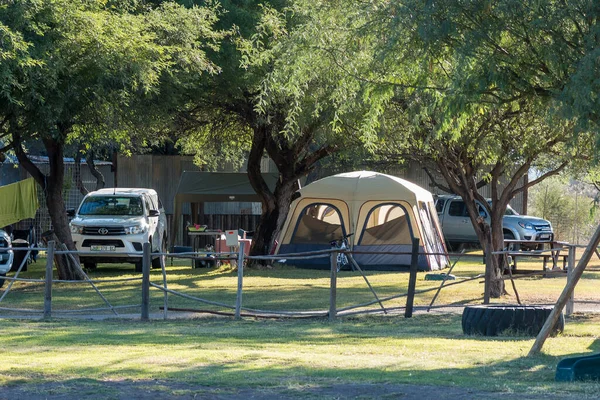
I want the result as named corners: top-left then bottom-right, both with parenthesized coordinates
top-left (330, 233), bottom-right (354, 272)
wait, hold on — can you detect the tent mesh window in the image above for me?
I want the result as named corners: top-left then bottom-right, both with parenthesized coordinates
top-left (291, 203), bottom-right (343, 244)
top-left (418, 201), bottom-right (447, 268)
top-left (359, 204), bottom-right (412, 245)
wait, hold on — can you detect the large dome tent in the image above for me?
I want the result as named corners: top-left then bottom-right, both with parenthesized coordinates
top-left (275, 171), bottom-right (449, 271)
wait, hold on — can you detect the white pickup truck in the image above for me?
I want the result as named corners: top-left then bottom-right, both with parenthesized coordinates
top-left (68, 188), bottom-right (168, 272)
top-left (435, 195), bottom-right (554, 249)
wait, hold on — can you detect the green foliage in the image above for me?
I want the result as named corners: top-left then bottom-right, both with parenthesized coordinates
top-left (0, 0), bottom-right (224, 147)
top-left (529, 177), bottom-right (598, 243)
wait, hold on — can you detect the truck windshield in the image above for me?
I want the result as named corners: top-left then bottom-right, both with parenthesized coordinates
top-left (504, 205), bottom-right (519, 216)
top-left (78, 196), bottom-right (144, 216)
top-left (486, 200), bottom-right (520, 216)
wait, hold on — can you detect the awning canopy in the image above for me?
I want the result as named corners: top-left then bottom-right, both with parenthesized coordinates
top-left (171, 171), bottom-right (279, 246)
top-left (174, 171), bottom-right (279, 203)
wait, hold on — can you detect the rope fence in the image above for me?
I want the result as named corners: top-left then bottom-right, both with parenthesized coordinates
top-left (0, 238), bottom-right (597, 320)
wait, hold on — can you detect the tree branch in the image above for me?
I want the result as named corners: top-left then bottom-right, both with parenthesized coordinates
top-left (12, 132), bottom-right (46, 190)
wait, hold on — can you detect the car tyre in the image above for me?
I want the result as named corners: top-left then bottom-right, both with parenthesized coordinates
top-left (0, 273), bottom-right (5, 288)
top-left (83, 262), bottom-right (97, 270)
top-left (152, 237), bottom-right (167, 270)
top-left (503, 231), bottom-right (517, 252)
top-left (134, 261), bottom-right (143, 273)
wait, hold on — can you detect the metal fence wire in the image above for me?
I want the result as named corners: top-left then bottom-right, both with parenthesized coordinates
top-left (0, 239), bottom-right (597, 321)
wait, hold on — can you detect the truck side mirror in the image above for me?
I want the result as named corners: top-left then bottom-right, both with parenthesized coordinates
top-left (148, 209), bottom-right (160, 217)
top-left (66, 208), bottom-right (75, 217)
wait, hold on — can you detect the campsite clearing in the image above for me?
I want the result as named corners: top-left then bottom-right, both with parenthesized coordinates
top-left (1, 252), bottom-right (600, 398)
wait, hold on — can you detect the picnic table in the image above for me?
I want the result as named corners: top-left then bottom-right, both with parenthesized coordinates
top-left (504, 240), bottom-right (570, 272)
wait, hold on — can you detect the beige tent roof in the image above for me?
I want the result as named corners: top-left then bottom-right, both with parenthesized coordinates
top-left (298, 171), bottom-right (433, 202)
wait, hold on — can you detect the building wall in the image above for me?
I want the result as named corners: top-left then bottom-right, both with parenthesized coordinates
top-left (0, 161), bottom-right (114, 238)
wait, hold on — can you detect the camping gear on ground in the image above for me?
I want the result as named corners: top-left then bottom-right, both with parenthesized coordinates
top-left (556, 353), bottom-right (600, 381)
top-left (275, 171), bottom-right (449, 271)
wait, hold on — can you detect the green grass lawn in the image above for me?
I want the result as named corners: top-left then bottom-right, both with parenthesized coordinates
top-left (1, 251), bottom-right (600, 397)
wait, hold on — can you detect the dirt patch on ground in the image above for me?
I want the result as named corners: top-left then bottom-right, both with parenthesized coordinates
top-left (0, 380), bottom-right (593, 400)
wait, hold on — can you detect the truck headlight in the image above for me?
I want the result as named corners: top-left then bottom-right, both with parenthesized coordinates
top-left (70, 224), bottom-right (83, 234)
top-left (518, 222), bottom-right (534, 230)
top-left (124, 225), bottom-right (147, 235)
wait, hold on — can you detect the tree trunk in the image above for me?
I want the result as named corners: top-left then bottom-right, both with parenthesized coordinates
top-left (43, 138), bottom-right (85, 280)
top-left (74, 150), bottom-right (89, 196)
top-left (87, 150), bottom-right (106, 190)
top-left (14, 133), bottom-right (85, 280)
top-left (246, 124), bottom-right (302, 261)
top-left (489, 212), bottom-right (508, 297)
top-left (249, 179), bottom-right (297, 258)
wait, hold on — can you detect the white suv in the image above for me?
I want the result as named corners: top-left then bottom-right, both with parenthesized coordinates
top-left (69, 188), bottom-right (168, 272)
top-left (0, 230), bottom-right (13, 287)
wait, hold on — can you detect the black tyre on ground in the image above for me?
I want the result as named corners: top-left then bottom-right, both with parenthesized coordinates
top-left (134, 261), bottom-right (143, 273)
top-left (462, 305), bottom-right (564, 336)
top-left (0, 273), bottom-right (5, 288)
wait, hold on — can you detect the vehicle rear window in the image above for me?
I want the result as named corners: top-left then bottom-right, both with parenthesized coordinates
top-left (435, 199), bottom-right (445, 213)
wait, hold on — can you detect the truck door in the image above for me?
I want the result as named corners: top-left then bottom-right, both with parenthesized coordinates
top-left (144, 195), bottom-right (159, 249)
top-left (443, 199), bottom-right (477, 242)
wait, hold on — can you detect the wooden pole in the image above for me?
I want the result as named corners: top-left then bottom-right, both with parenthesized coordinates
top-left (235, 241), bottom-right (245, 320)
top-left (565, 244), bottom-right (576, 316)
top-left (329, 250), bottom-right (338, 321)
top-left (405, 238), bottom-right (420, 318)
top-left (141, 242), bottom-right (151, 321)
top-left (162, 252), bottom-right (169, 320)
top-left (43, 240), bottom-right (55, 319)
top-left (529, 225), bottom-right (600, 356)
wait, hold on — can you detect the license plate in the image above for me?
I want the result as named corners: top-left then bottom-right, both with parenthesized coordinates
top-left (91, 245), bottom-right (116, 251)
top-left (539, 234), bottom-right (550, 240)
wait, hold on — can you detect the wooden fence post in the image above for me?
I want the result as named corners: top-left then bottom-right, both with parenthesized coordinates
top-left (529, 225), bottom-right (600, 356)
top-left (235, 241), bottom-right (245, 320)
top-left (141, 242), bottom-right (151, 321)
top-left (43, 240), bottom-right (55, 319)
top-left (566, 244), bottom-right (576, 316)
top-left (405, 238), bottom-right (420, 318)
top-left (329, 250), bottom-right (338, 321)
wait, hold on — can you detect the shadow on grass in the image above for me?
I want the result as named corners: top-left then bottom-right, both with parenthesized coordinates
top-left (1, 315), bottom-right (599, 399)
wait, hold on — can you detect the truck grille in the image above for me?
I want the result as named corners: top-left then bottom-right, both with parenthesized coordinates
top-left (534, 224), bottom-right (552, 232)
top-left (0, 238), bottom-right (7, 248)
top-left (82, 239), bottom-right (125, 248)
top-left (82, 226), bottom-right (126, 235)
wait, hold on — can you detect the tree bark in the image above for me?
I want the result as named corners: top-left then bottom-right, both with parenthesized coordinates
top-left (74, 149), bottom-right (89, 196)
top-left (14, 133), bottom-right (85, 280)
top-left (246, 118), bottom-right (332, 261)
top-left (86, 150), bottom-right (106, 190)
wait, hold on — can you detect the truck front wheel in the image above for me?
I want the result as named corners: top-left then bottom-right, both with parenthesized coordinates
top-left (503, 232), bottom-right (517, 252)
